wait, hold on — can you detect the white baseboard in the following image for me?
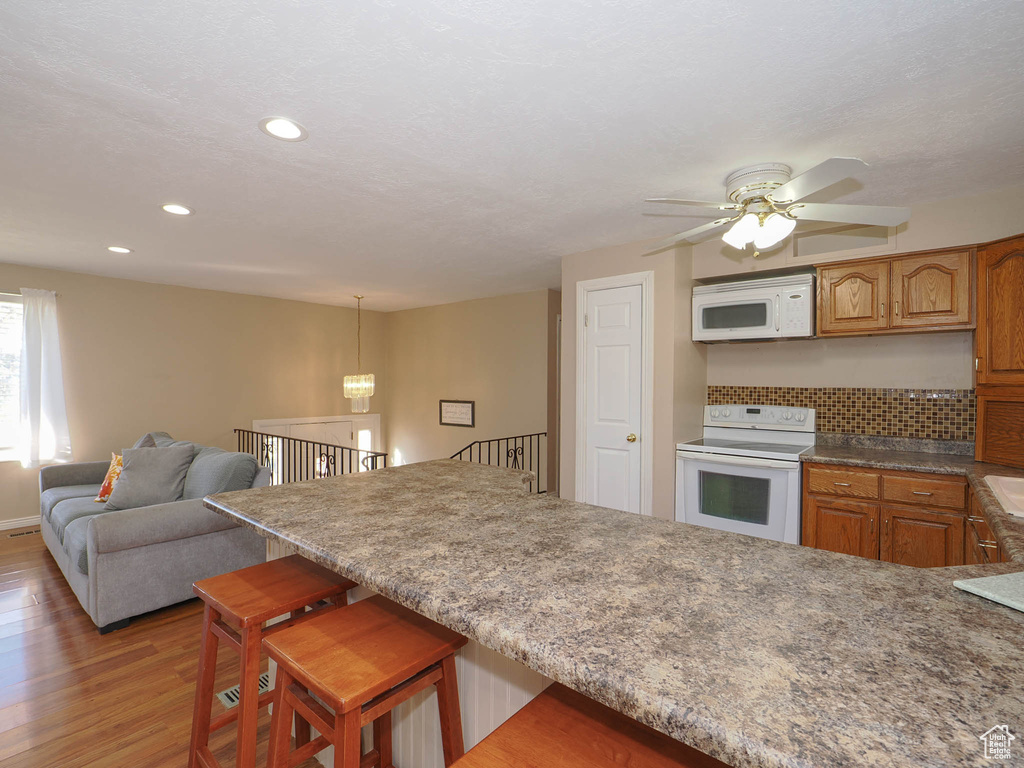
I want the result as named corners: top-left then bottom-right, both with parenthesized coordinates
top-left (0, 515), bottom-right (41, 531)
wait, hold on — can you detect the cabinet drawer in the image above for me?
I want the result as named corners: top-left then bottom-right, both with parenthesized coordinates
top-left (967, 518), bottom-right (1001, 563)
top-left (806, 467), bottom-right (879, 499)
top-left (882, 475), bottom-right (965, 510)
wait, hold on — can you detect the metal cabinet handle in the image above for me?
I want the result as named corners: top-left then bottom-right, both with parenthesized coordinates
top-left (895, 300), bottom-right (900, 316)
top-left (968, 516), bottom-right (986, 523)
top-left (912, 491), bottom-right (933, 496)
top-left (626, 433), bottom-right (637, 443)
top-left (881, 302), bottom-right (885, 318)
top-left (834, 482), bottom-right (852, 487)
top-left (979, 541), bottom-right (999, 549)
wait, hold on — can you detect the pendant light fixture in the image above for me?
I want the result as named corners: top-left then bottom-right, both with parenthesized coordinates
top-left (343, 295), bottom-right (375, 414)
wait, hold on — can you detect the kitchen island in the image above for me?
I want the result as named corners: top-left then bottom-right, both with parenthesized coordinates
top-left (206, 459), bottom-right (1024, 768)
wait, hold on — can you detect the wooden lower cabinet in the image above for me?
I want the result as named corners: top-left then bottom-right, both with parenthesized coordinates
top-left (804, 496), bottom-right (878, 559)
top-left (881, 505), bottom-right (964, 568)
top-left (802, 463), bottom-right (969, 567)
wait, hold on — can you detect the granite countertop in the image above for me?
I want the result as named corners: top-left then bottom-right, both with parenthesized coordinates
top-left (803, 445), bottom-right (1024, 563)
top-left (207, 459), bottom-right (1024, 768)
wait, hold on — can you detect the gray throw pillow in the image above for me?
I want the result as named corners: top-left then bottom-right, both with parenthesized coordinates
top-left (183, 447), bottom-right (258, 499)
top-left (104, 445), bottom-right (195, 510)
top-left (132, 433), bottom-right (158, 449)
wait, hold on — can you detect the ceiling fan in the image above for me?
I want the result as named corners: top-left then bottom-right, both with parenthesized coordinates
top-left (644, 157), bottom-right (910, 255)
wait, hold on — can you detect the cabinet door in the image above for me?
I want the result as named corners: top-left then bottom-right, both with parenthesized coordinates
top-left (881, 506), bottom-right (964, 568)
top-left (975, 389), bottom-right (1024, 469)
top-left (817, 262), bottom-right (890, 335)
top-left (977, 234), bottom-right (1024, 385)
top-left (804, 496), bottom-right (879, 559)
top-left (889, 251), bottom-right (973, 329)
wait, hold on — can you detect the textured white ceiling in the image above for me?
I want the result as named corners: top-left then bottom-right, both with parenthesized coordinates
top-left (1, 0), bottom-right (1022, 310)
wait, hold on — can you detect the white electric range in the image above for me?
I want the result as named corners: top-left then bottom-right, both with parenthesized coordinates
top-left (675, 404), bottom-right (816, 544)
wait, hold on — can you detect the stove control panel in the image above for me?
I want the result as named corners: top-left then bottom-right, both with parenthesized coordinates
top-left (704, 404), bottom-right (815, 431)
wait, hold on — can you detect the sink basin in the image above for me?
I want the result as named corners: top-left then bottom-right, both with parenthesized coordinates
top-left (984, 476), bottom-right (1024, 518)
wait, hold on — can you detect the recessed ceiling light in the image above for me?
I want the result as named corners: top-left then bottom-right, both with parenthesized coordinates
top-left (162, 203), bottom-right (193, 215)
top-left (107, 246), bottom-right (133, 254)
top-left (258, 117), bottom-right (308, 142)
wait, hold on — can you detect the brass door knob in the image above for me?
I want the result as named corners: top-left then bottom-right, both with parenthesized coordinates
top-left (626, 433), bottom-right (637, 443)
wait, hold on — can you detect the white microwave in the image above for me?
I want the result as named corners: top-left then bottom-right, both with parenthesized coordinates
top-left (692, 274), bottom-right (815, 342)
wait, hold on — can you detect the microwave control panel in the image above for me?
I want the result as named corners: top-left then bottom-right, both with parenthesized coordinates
top-left (779, 285), bottom-right (814, 336)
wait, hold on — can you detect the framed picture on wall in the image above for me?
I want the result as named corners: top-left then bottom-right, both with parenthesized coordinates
top-left (439, 400), bottom-right (475, 427)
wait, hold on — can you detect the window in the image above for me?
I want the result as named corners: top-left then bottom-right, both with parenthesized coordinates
top-left (0, 295), bottom-right (23, 452)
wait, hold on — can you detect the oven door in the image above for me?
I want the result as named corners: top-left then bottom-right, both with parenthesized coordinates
top-left (692, 289), bottom-right (780, 342)
top-left (675, 452), bottom-right (800, 544)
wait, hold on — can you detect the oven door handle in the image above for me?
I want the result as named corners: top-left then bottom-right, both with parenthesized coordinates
top-left (678, 452), bottom-right (799, 471)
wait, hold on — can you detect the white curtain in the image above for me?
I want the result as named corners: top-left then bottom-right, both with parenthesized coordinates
top-left (19, 288), bottom-right (72, 468)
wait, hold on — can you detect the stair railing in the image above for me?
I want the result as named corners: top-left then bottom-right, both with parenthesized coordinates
top-left (236, 428), bottom-right (388, 485)
top-left (450, 432), bottom-right (547, 493)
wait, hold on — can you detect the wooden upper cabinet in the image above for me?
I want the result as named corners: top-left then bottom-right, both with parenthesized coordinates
top-left (817, 248), bottom-right (975, 337)
top-left (818, 262), bottom-right (889, 334)
top-left (977, 234), bottom-right (1024, 385)
top-left (890, 251), bottom-right (973, 329)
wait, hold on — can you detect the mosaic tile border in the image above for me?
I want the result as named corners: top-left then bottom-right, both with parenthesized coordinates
top-left (707, 386), bottom-right (976, 442)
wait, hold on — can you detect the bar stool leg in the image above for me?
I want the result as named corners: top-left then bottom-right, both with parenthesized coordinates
top-left (334, 710), bottom-right (362, 768)
top-left (373, 711), bottom-right (394, 768)
top-left (266, 668), bottom-right (296, 768)
top-left (435, 655), bottom-right (465, 766)
top-left (236, 626), bottom-right (262, 768)
top-left (188, 603), bottom-right (221, 768)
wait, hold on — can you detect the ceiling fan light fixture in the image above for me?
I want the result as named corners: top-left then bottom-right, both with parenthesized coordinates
top-left (722, 213), bottom-right (759, 249)
top-left (752, 213), bottom-right (797, 249)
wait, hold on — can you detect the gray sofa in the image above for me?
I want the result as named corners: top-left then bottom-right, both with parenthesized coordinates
top-left (39, 432), bottom-right (269, 633)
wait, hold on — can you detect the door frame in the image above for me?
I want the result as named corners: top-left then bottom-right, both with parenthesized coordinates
top-left (574, 271), bottom-right (654, 515)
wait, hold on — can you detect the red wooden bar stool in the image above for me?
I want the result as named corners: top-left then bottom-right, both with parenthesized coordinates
top-left (450, 683), bottom-right (728, 768)
top-left (188, 554), bottom-right (357, 768)
top-left (263, 594), bottom-right (468, 768)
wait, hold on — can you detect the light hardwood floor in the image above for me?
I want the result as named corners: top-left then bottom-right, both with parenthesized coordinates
top-left (0, 526), bottom-right (319, 768)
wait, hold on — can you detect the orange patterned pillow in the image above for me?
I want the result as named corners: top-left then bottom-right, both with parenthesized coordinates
top-left (94, 453), bottom-right (123, 502)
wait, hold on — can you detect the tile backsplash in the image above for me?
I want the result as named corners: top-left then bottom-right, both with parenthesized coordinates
top-left (706, 386), bottom-right (976, 441)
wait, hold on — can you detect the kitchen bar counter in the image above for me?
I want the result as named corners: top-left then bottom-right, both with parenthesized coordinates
top-left (206, 459), bottom-right (1024, 768)
top-left (803, 445), bottom-right (1024, 563)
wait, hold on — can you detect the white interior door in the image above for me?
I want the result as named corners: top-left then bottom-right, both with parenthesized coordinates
top-left (584, 285), bottom-right (643, 514)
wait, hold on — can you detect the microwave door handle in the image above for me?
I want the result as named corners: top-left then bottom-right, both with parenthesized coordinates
top-left (682, 453), bottom-right (797, 471)
top-left (775, 294), bottom-right (781, 331)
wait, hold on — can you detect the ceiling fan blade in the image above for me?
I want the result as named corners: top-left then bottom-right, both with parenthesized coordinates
top-left (769, 157), bottom-right (868, 204)
top-left (645, 198), bottom-right (740, 211)
top-left (644, 218), bottom-right (735, 255)
top-left (787, 203), bottom-right (910, 227)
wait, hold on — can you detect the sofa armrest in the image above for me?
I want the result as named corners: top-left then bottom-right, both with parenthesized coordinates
top-left (39, 461), bottom-right (110, 493)
top-left (87, 498), bottom-right (241, 554)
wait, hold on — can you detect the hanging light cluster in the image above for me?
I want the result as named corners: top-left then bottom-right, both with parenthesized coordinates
top-left (343, 295), bottom-right (375, 413)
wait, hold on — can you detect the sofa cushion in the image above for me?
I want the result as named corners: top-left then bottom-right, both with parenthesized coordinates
top-left (50, 497), bottom-right (108, 543)
top-left (41, 485), bottom-right (103, 523)
top-left (104, 445), bottom-right (195, 511)
top-left (183, 448), bottom-right (258, 499)
top-left (63, 516), bottom-right (92, 575)
top-left (133, 433), bottom-right (158, 449)
top-left (136, 432), bottom-right (173, 448)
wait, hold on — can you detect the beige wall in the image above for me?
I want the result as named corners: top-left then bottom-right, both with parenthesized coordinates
top-left (675, 248), bottom-right (708, 442)
top-left (384, 290), bottom-right (555, 481)
top-left (560, 238), bottom-right (705, 520)
top-left (0, 263), bottom-right (386, 525)
top-left (706, 332), bottom-right (974, 389)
